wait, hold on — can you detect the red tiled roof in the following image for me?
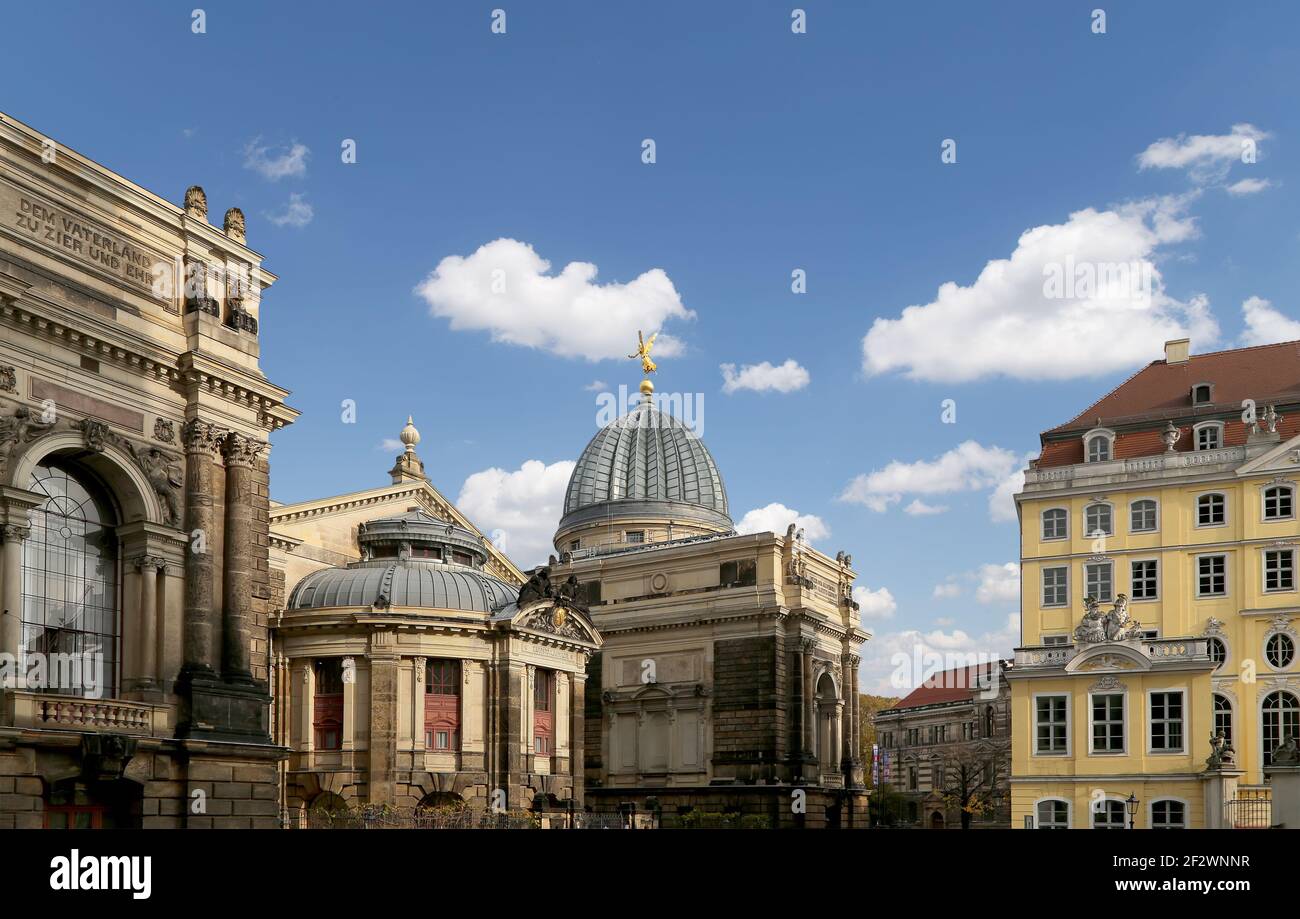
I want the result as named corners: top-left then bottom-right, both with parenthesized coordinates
top-left (1047, 339), bottom-right (1300, 435)
top-left (889, 662), bottom-right (1004, 710)
top-left (1034, 340), bottom-right (1300, 468)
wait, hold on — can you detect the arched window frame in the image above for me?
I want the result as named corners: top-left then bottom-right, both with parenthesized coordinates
top-left (1261, 690), bottom-right (1300, 767)
top-left (1262, 482), bottom-right (1296, 523)
top-left (1041, 507), bottom-right (1068, 541)
top-left (1195, 491), bottom-right (1228, 529)
top-left (1083, 500), bottom-right (1114, 539)
top-left (1091, 795), bottom-right (1128, 829)
top-left (1148, 797), bottom-right (1188, 829)
top-left (1082, 428), bottom-right (1116, 464)
top-left (1213, 692), bottom-right (1234, 744)
top-left (1192, 420), bottom-right (1225, 452)
top-left (1033, 797), bottom-right (1070, 829)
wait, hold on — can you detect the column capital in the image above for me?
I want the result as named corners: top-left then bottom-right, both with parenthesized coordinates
top-left (222, 431), bottom-right (266, 467)
top-left (132, 554), bottom-right (167, 571)
top-left (1, 523), bottom-right (31, 543)
top-left (799, 637), bottom-right (816, 655)
top-left (181, 418), bottom-right (226, 455)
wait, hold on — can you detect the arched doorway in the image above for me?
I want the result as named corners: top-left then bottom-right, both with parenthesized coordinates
top-left (22, 459), bottom-right (121, 698)
top-left (814, 671), bottom-right (842, 773)
top-left (306, 791), bottom-right (353, 828)
top-left (930, 810), bottom-right (945, 830)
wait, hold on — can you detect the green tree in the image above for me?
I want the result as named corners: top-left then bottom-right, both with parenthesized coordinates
top-left (858, 693), bottom-right (898, 786)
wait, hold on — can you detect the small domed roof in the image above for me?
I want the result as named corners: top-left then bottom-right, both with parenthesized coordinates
top-left (286, 510), bottom-right (517, 613)
top-left (559, 397), bottom-right (730, 533)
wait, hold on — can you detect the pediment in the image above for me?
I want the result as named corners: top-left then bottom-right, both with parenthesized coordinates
top-left (1238, 432), bottom-right (1300, 476)
top-left (513, 599), bottom-right (602, 648)
top-left (1064, 642), bottom-right (1151, 674)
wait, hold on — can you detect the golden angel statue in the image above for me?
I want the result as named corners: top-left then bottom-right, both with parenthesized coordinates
top-left (629, 330), bottom-right (658, 375)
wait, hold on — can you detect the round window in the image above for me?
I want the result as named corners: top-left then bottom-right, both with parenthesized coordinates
top-left (1267, 633), bottom-right (1295, 670)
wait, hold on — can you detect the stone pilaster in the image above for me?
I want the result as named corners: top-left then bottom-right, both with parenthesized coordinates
top-left (0, 523), bottom-right (31, 676)
top-left (570, 668), bottom-right (586, 808)
top-left (132, 555), bottom-right (166, 689)
top-left (801, 638), bottom-right (816, 764)
top-left (221, 431), bottom-right (264, 684)
top-left (181, 419), bottom-right (224, 677)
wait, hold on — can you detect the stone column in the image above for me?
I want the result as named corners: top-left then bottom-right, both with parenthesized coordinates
top-left (840, 654), bottom-right (854, 772)
top-left (181, 419), bottom-right (224, 677)
top-left (134, 555), bottom-right (164, 687)
top-left (1, 524), bottom-right (30, 679)
top-left (570, 668), bottom-right (586, 808)
top-left (221, 432), bottom-right (264, 684)
top-left (800, 639), bottom-right (816, 761)
top-left (414, 656), bottom-right (426, 752)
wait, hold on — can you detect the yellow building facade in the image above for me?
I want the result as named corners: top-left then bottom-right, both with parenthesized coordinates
top-left (1011, 338), bottom-right (1300, 828)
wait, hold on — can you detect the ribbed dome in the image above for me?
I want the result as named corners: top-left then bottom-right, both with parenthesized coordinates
top-left (288, 560), bottom-right (518, 613)
top-left (559, 398), bottom-right (730, 533)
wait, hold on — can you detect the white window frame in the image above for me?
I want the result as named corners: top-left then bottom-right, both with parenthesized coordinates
top-left (1148, 797), bottom-right (1188, 829)
top-left (1263, 483), bottom-right (1296, 523)
top-left (1088, 690), bottom-right (1127, 756)
top-left (1195, 552), bottom-right (1228, 598)
top-left (1195, 491), bottom-right (1228, 529)
top-left (1041, 507), bottom-right (1069, 541)
top-left (1041, 565), bottom-right (1069, 608)
top-left (1191, 382), bottom-right (1214, 405)
top-left (1042, 634), bottom-right (1071, 646)
top-left (1261, 690), bottom-right (1300, 768)
top-left (623, 530), bottom-right (645, 544)
top-left (1207, 636), bottom-right (1230, 671)
top-left (1147, 689), bottom-right (1186, 754)
top-left (1265, 631), bottom-right (1296, 671)
top-left (1083, 427), bottom-right (1116, 464)
top-left (1091, 796), bottom-right (1128, 829)
top-left (1129, 557), bottom-right (1160, 602)
top-left (1033, 797), bottom-right (1071, 829)
top-left (1129, 497), bottom-right (1159, 534)
top-left (1263, 548), bottom-right (1296, 594)
top-left (1085, 560), bottom-right (1114, 603)
top-left (1192, 420), bottom-right (1225, 452)
top-left (1213, 692), bottom-right (1234, 741)
top-left (1032, 692), bottom-right (1071, 757)
top-left (1083, 501), bottom-right (1114, 538)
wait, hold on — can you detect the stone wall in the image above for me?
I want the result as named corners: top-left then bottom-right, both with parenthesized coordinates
top-left (711, 636), bottom-right (784, 782)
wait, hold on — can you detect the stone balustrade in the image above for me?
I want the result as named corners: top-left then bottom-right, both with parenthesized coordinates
top-left (1, 691), bottom-right (165, 735)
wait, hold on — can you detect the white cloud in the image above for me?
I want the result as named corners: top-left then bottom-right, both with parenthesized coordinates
top-left (584, 380), bottom-right (608, 392)
top-left (989, 462), bottom-right (1028, 524)
top-left (1137, 123), bottom-right (1268, 183)
top-left (1240, 296), bottom-right (1300, 347)
top-left (858, 613), bottom-right (1018, 695)
top-left (267, 192), bottom-right (314, 228)
top-left (839, 441), bottom-right (1021, 513)
top-left (852, 584), bottom-right (897, 621)
top-left (903, 499), bottom-right (947, 516)
top-left (976, 562), bottom-right (1020, 605)
top-left (415, 239), bottom-right (694, 362)
top-left (377, 438), bottom-right (404, 452)
top-left (1225, 177), bottom-right (1273, 196)
top-left (720, 359), bottom-right (810, 394)
top-left (243, 138), bottom-right (310, 180)
top-left (861, 196), bottom-right (1217, 383)
top-left (735, 502), bottom-right (829, 542)
top-left (455, 459), bottom-right (576, 569)
top-left (933, 582), bottom-right (962, 599)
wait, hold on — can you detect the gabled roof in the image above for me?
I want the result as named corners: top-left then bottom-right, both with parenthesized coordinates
top-left (888, 661), bottom-right (1006, 711)
top-left (1046, 340), bottom-right (1300, 436)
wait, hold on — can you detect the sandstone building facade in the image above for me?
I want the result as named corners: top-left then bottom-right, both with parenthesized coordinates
top-left (0, 111), bottom-right (297, 828)
top-left (268, 422), bottom-right (599, 820)
top-left (550, 379), bottom-right (871, 827)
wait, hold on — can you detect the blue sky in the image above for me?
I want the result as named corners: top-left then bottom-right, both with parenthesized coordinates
top-left (7, 1), bottom-right (1300, 691)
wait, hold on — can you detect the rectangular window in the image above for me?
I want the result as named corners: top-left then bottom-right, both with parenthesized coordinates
top-left (1197, 426), bottom-right (1221, 450)
top-left (1042, 509), bottom-right (1067, 540)
top-left (1131, 559), bottom-right (1158, 600)
top-left (719, 559), bottom-right (757, 588)
top-left (1091, 693), bottom-right (1125, 753)
top-left (1035, 695), bottom-right (1068, 754)
top-left (581, 579), bottom-right (602, 604)
top-left (1085, 562), bottom-right (1113, 603)
top-left (1130, 500), bottom-right (1158, 532)
top-left (1265, 550), bottom-right (1295, 592)
top-left (1265, 487), bottom-right (1294, 521)
top-left (1198, 494), bottom-right (1226, 527)
top-left (624, 530), bottom-right (645, 544)
top-left (1084, 504), bottom-right (1113, 537)
top-left (1043, 635), bottom-right (1071, 646)
top-left (1042, 566), bottom-right (1068, 607)
top-left (424, 659), bottom-right (462, 752)
top-left (1150, 692), bottom-right (1184, 752)
top-left (313, 658), bottom-right (345, 751)
top-left (533, 668), bottom-right (554, 757)
top-left (1197, 554), bottom-right (1227, 597)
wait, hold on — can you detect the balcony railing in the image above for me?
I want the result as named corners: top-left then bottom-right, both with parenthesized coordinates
top-left (1014, 636), bottom-right (1211, 669)
top-left (0, 691), bottom-right (165, 736)
top-left (1024, 446), bottom-right (1247, 487)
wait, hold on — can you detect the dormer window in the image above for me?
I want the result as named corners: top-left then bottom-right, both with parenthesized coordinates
top-left (1083, 428), bottom-right (1115, 463)
top-left (1194, 421), bottom-right (1224, 451)
top-left (1192, 383), bottom-right (1214, 405)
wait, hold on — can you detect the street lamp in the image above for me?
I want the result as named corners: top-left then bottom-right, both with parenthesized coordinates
top-left (1126, 793), bottom-right (1139, 829)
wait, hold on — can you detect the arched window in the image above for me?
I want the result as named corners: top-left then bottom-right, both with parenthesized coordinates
top-left (1197, 493), bottom-right (1226, 527)
top-left (1194, 422), bottom-right (1224, 451)
top-left (426, 658), bottom-right (462, 751)
top-left (1213, 693), bottom-right (1233, 744)
top-left (23, 461), bottom-right (120, 698)
top-left (1036, 799), bottom-right (1069, 829)
top-left (1093, 799), bottom-right (1125, 829)
top-left (1264, 485), bottom-right (1295, 521)
top-left (1087, 435), bottom-right (1111, 463)
top-left (1207, 637), bottom-right (1227, 669)
top-left (1084, 503), bottom-right (1113, 537)
top-left (985, 705), bottom-right (996, 737)
top-left (1263, 691), bottom-right (1300, 766)
top-left (1041, 508), bottom-right (1067, 541)
top-left (1151, 799), bottom-right (1186, 829)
